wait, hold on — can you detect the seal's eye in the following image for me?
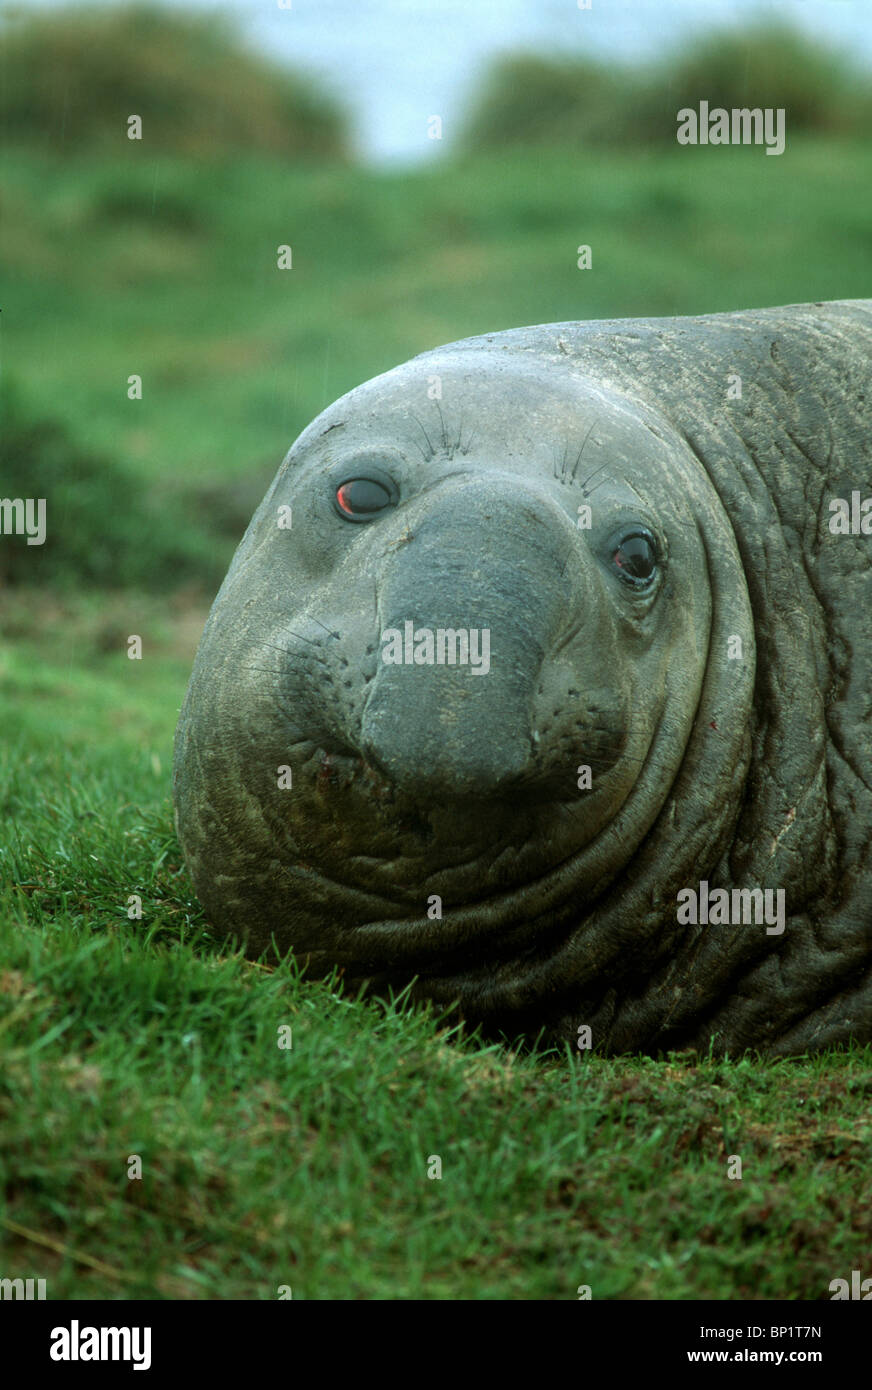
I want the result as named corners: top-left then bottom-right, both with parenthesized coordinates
top-left (612, 530), bottom-right (658, 585)
top-left (333, 470), bottom-right (398, 522)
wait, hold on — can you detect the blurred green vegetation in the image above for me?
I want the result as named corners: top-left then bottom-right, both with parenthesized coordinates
top-left (0, 7), bottom-right (870, 601)
top-left (0, 4), bottom-right (349, 158)
top-left (3, 137), bottom-right (871, 590)
top-left (0, 377), bottom-right (226, 590)
top-left (462, 22), bottom-right (872, 150)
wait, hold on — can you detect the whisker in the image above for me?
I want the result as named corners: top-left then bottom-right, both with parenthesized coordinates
top-left (409, 412), bottom-right (436, 461)
top-left (570, 416), bottom-right (599, 483)
top-left (267, 633), bottom-right (320, 651)
top-left (580, 460), bottom-right (610, 496)
top-left (434, 400), bottom-right (448, 453)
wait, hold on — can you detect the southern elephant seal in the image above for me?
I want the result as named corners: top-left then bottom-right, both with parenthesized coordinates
top-left (173, 301), bottom-right (872, 1054)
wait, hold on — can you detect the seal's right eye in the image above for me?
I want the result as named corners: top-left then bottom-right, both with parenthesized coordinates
top-left (332, 471), bottom-right (398, 522)
top-left (610, 528), bottom-right (659, 588)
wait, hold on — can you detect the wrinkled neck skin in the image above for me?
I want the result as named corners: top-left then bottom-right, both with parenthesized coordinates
top-left (174, 355), bottom-right (756, 1034)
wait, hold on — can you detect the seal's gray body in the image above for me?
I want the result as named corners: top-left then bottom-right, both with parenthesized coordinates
top-left (174, 302), bottom-right (872, 1054)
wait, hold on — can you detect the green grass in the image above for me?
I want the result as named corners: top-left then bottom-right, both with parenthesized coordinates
top-left (2, 137), bottom-right (871, 1298)
top-left (0, 597), bottom-right (869, 1299)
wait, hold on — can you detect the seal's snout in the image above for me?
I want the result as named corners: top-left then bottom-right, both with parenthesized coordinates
top-left (360, 716), bottom-right (531, 801)
top-left (358, 475), bottom-right (580, 801)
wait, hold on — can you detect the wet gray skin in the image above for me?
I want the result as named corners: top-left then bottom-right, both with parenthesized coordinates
top-left (174, 301), bottom-right (872, 1054)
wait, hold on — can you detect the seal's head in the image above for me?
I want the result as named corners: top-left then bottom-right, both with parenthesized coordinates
top-left (173, 344), bottom-right (755, 1030)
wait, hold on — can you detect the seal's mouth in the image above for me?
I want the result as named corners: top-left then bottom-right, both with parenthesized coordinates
top-left (262, 712), bottom-right (671, 949)
top-left (315, 744), bottom-right (403, 802)
top-left (291, 744), bottom-right (588, 914)
top-left (267, 729), bottom-right (636, 919)
top-left (313, 745), bottom-right (439, 837)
